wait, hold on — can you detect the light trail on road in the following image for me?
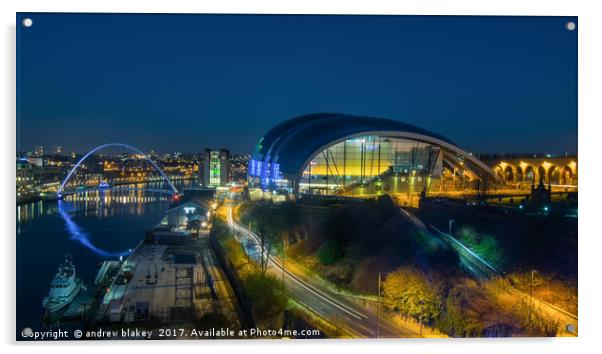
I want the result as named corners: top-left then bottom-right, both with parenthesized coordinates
top-left (224, 206), bottom-right (422, 338)
top-left (226, 207), bottom-right (366, 320)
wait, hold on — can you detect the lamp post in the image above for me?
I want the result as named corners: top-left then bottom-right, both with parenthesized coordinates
top-left (529, 269), bottom-right (536, 326)
top-left (376, 272), bottom-right (381, 338)
top-left (419, 299), bottom-right (425, 337)
top-left (282, 234), bottom-right (286, 289)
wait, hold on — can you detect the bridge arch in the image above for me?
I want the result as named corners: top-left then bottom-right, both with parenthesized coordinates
top-left (57, 143), bottom-right (178, 195)
top-left (548, 165), bottom-right (560, 184)
top-left (494, 165), bottom-right (504, 180)
top-left (515, 165), bottom-right (524, 182)
top-left (503, 165), bottom-right (515, 183)
top-left (524, 165), bottom-right (535, 183)
top-left (561, 165), bottom-right (574, 185)
top-left (536, 165), bottom-right (545, 183)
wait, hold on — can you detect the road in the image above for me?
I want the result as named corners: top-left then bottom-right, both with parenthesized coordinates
top-left (225, 206), bottom-right (423, 338)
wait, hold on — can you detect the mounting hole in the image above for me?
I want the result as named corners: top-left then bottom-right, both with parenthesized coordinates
top-left (22, 18), bottom-right (33, 28)
top-left (566, 21), bottom-right (576, 31)
top-left (566, 323), bottom-right (576, 333)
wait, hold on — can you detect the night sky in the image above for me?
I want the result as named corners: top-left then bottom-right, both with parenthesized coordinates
top-left (17, 14), bottom-right (577, 155)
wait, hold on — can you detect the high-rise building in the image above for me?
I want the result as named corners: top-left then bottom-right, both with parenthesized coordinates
top-left (198, 148), bottom-right (230, 187)
top-left (34, 145), bottom-right (44, 157)
top-left (52, 146), bottom-right (63, 155)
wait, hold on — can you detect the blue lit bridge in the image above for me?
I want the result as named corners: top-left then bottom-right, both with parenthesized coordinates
top-left (57, 143), bottom-right (179, 197)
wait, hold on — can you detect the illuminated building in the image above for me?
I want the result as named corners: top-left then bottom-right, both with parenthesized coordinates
top-left (52, 146), bottom-right (63, 155)
top-left (248, 113), bottom-right (496, 198)
top-left (34, 145), bottom-right (44, 157)
top-left (26, 157), bottom-right (43, 167)
top-left (199, 148), bottom-right (230, 187)
top-left (16, 159), bottom-right (34, 186)
top-left (228, 154), bottom-right (250, 183)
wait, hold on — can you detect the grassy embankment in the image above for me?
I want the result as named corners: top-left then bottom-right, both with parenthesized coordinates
top-left (416, 208), bottom-right (577, 315)
top-left (240, 196), bottom-right (566, 336)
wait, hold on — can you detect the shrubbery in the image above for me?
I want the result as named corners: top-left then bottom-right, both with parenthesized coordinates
top-left (456, 226), bottom-right (504, 270)
top-left (244, 272), bottom-right (288, 320)
top-left (316, 239), bottom-right (344, 265)
top-left (383, 267), bottom-right (561, 337)
top-left (382, 266), bottom-right (442, 325)
top-left (244, 196), bottom-right (462, 295)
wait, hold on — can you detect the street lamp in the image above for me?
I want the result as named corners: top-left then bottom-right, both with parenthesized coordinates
top-left (529, 269), bottom-right (537, 326)
top-left (449, 218), bottom-right (455, 235)
top-left (419, 299), bottom-right (425, 337)
top-left (282, 233), bottom-right (286, 289)
top-left (376, 272), bottom-right (381, 338)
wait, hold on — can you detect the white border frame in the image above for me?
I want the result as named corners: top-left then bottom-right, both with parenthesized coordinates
top-left (2, 2), bottom-right (598, 354)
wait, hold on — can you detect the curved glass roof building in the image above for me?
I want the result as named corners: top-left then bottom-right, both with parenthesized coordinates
top-left (248, 113), bottom-right (495, 199)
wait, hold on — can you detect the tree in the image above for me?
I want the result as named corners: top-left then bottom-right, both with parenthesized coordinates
top-left (316, 239), bottom-right (344, 265)
top-left (474, 175), bottom-right (494, 201)
top-left (244, 272), bottom-right (288, 321)
top-left (436, 278), bottom-right (490, 337)
top-left (273, 202), bottom-right (302, 256)
top-left (245, 201), bottom-right (303, 275)
top-left (382, 266), bottom-right (442, 325)
top-left (252, 203), bottom-right (278, 275)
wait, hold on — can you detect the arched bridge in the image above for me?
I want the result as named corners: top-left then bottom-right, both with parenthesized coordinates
top-left (486, 156), bottom-right (578, 186)
top-left (57, 143), bottom-right (179, 196)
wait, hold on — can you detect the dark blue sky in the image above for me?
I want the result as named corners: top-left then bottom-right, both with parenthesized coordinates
top-left (17, 14), bottom-right (577, 155)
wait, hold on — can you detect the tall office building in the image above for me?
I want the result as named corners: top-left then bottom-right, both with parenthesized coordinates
top-left (52, 146), bottom-right (63, 155)
top-left (198, 148), bottom-right (230, 187)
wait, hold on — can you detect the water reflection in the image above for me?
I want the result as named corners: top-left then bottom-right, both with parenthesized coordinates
top-left (57, 200), bottom-right (130, 258)
top-left (17, 181), bottom-right (192, 256)
top-left (17, 180), bottom-right (193, 332)
top-left (17, 191), bottom-right (164, 258)
top-left (53, 187), bottom-right (171, 258)
top-left (17, 187), bottom-right (171, 224)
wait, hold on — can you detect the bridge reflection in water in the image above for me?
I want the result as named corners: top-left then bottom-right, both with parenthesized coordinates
top-left (55, 187), bottom-right (175, 258)
top-left (16, 183), bottom-right (182, 332)
top-left (57, 199), bottom-right (131, 258)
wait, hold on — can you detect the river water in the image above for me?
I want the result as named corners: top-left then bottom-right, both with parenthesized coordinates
top-left (16, 180), bottom-right (194, 333)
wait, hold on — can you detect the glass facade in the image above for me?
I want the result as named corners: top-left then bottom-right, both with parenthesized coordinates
top-left (246, 114), bottom-right (493, 200)
top-left (209, 151), bottom-right (221, 187)
top-left (248, 159), bottom-right (288, 192)
top-left (298, 135), bottom-right (441, 195)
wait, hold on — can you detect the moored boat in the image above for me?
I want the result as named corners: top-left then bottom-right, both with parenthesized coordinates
top-left (42, 254), bottom-right (84, 313)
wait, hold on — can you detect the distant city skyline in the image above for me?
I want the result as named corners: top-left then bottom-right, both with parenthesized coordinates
top-left (17, 14), bottom-right (577, 155)
top-left (17, 143), bottom-right (579, 157)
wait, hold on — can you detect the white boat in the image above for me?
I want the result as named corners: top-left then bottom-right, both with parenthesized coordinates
top-left (42, 254), bottom-right (84, 313)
